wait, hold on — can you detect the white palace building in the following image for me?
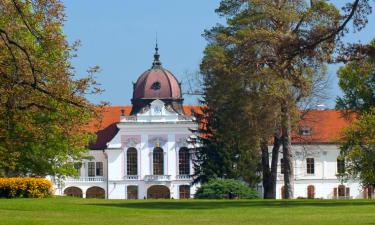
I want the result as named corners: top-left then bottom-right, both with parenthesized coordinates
top-left (54, 46), bottom-right (374, 200)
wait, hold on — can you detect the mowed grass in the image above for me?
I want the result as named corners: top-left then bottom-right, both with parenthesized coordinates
top-left (1, 198), bottom-right (375, 225)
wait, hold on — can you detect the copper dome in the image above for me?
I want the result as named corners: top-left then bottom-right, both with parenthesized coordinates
top-left (130, 44), bottom-right (184, 115)
top-left (132, 68), bottom-right (181, 100)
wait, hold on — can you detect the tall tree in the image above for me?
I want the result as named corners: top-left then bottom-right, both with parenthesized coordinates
top-left (196, 0), bottom-right (371, 198)
top-left (0, 0), bottom-right (102, 177)
top-left (336, 39), bottom-right (375, 188)
top-left (337, 39), bottom-right (375, 113)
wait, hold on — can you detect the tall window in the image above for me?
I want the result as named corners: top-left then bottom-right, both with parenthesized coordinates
top-left (96, 162), bottom-right (103, 176)
top-left (153, 147), bottom-right (164, 175)
top-left (280, 158), bottom-right (285, 174)
top-left (88, 162), bottom-right (95, 177)
top-left (337, 158), bottom-right (345, 174)
top-left (306, 158), bottom-right (315, 174)
top-left (127, 148), bottom-right (138, 175)
top-left (179, 147), bottom-right (190, 175)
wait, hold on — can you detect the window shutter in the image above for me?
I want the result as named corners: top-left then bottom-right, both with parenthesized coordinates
top-left (346, 187), bottom-right (350, 198)
top-left (333, 188), bottom-right (337, 198)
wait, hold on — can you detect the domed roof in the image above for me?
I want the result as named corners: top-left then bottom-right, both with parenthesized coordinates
top-left (132, 44), bottom-right (182, 100)
top-left (130, 44), bottom-right (185, 115)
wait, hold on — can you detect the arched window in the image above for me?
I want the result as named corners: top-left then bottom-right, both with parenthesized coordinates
top-left (179, 147), bottom-right (190, 175)
top-left (86, 186), bottom-right (105, 199)
top-left (64, 187), bottom-right (83, 198)
top-left (127, 148), bottom-right (137, 175)
top-left (153, 147), bottom-right (164, 175)
top-left (307, 185), bottom-right (315, 199)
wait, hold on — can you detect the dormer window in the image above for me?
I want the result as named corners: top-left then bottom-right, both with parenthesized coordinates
top-left (300, 127), bottom-right (312, 136)
top-left (151, 81), bottom-right (161, 90)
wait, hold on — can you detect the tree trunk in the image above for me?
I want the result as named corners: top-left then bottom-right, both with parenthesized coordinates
top-left (262, 134), bottom-right (281, 199)
top-left (269, 134), bottom-right (281, 198)
top-left (261, 141), bottom-right (271, 198)
top-left (281, 103), bottom-right (294, 199)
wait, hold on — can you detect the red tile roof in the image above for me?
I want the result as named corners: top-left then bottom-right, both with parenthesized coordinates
top-left (293, 110), bottom-right (354, 144)
top-left (87, 106), bottom-right (352, 149)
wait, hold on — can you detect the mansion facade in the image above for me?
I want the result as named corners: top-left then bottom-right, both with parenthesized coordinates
top-left (53, 46), bottom-right (374, 199)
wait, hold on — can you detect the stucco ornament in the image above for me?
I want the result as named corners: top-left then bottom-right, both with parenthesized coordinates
top-left (149, 136), bottom-right (167, 148)
top-left (122, 135), bottom-right (141, 148)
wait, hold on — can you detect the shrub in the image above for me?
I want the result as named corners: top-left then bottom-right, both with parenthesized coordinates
top-left (194, 178), bottom-right (259, 199)
top-left (0, 177), bottom-right (53, 198)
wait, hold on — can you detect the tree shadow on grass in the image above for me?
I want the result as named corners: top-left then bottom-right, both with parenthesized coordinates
top-left (86, 199), bottom-right (375, 210)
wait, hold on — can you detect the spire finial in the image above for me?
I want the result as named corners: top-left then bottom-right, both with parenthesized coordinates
top-left (152, 33), bottom-right (162, 68)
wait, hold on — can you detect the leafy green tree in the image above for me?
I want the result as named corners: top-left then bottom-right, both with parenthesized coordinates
top-left (337, 39), bottom-right (375, 113)
top-left (340, 109), bottom-right (375, 187)
top-left (337, 39), bottom-right (375, 188)
top-left (0, 0), bottom-right (102, 177)
top-left (195, 0), bottom-right (371, 199)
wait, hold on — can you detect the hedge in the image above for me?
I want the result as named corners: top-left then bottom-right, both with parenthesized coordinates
top-left (195, 178), bottom-right (259, 199)
top-left (0, 178), bottom-right (53, 198)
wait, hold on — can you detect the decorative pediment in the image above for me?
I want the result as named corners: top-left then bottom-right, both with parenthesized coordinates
top-left (148, 135), bottom-right (168, 148)
top-left (137, 99), bottom-right (179, 119)
top-left (121, 135), bottom-right (141, 148)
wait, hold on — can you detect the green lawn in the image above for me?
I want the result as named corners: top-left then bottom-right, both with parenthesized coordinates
top-left (1, 198), bottom-right (375, 225)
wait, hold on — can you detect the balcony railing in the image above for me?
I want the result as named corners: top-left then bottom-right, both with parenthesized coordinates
top-left (176, 175), bottom-right (192, 180)
top-left (65, 177), bottom-right (106, 182)
top-left (124, 175), bottom-right (139, 180)
top-left (144, 175), bottom-right (171, 182)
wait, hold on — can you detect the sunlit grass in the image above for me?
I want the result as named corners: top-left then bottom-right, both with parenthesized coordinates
top-left (1, 197), bottom-right (375, 225)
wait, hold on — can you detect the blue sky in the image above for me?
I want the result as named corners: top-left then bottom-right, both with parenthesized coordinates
top-left (63, 0), bottom-right (375, 108)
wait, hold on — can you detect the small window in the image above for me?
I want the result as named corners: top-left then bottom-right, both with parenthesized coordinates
top-left (179, 185), bottom-right (190, 199)
top-left (96, 162), bottom-right (103, 176)
top-left (151, 81), bottom-right (161, 90)
top-left (337, 158), bottom-right (345, 174)
top-left (127, 186), bottom-right (138, 199)
top-left (88, 162), bottom-right (95, 177)
top-left (307, 185), bottom-right (315, 199)
top-left (338, 185), bottom-right (349, 198)
top-left (306, 158), bottom-right (314, 174)
top-left (300, 127), bottom-right (312, 136)
top-left (280, 158), bottom-right (285, 174)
